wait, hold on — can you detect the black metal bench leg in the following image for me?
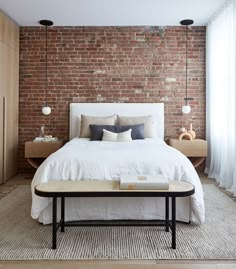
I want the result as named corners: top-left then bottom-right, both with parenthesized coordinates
top-left (165, 196), bottom-right (169, 232)
top-left (171, 196), bottom-right (176, 249)
top-left (52, 197), bottom-right (57, 249)
top-left (61, 196), bottom-right (65, 232)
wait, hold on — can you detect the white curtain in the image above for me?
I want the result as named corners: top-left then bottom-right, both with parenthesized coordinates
top-left (205, 0), bottom-right (236, 195)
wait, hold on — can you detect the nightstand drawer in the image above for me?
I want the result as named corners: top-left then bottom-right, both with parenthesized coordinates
top-left (169, 139), bottom-right (207, 157)
top-left (25, 140), bottom-right (64, 158)
top-left (25, 140), bottom-right (64, 168)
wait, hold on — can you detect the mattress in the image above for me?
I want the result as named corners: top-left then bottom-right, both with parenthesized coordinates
top-left (31, 138), bottom-right (205, 224)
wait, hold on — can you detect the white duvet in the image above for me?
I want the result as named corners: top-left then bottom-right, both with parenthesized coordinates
top-left (31, 138), bottom-right (205, 224)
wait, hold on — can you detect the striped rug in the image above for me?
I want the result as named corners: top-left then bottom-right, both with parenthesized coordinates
top-left (0, 184), bottom-right (236, 260)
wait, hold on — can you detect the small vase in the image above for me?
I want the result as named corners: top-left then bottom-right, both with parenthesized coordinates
top-left (188, 123), bottom-right (196, 139)
top-left (39, 126), bottom-right (45, 138)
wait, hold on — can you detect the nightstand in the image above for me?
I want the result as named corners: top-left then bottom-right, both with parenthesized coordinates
top-left (168, 138), bottom-right (208, 168)
top-left (25, 140), bottom-right (64, 168)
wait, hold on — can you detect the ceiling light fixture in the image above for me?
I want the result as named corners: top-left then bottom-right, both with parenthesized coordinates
top-left (39, 19), bottom-right (53, 116)
top-left (180, 19), bottom-right (194, 114)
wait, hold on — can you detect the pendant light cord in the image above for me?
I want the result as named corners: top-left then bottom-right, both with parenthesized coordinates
top-left (185, 25), bottom-right (188, 106)
top-left (45, 25), bottom-right (48, 106)
top-left (39, 19), bottom-right (53, 116)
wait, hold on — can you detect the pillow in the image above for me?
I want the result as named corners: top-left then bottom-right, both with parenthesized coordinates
top-left (90, 124), bottom-right (145, 140)
top-left (118, 115), bottom-right (154, 138)
top-left (79, 115), bottom-right (117, 138)
top-left (102, 129), bottom-right (132, 142)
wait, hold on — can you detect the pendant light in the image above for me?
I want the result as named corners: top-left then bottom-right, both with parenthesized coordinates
top-left (180, 19), bottom-right (194, 114)
top-left (39, 19), bottom-right (53, 115)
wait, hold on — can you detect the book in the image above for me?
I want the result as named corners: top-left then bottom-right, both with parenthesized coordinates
top-left (33, 137), bottom-right (58, 142)
top-left (120, 174), bottom-right (169, 190)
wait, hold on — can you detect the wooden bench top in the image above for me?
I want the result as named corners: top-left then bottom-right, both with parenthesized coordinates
top-left (35, 180), bottom-right (194, 198)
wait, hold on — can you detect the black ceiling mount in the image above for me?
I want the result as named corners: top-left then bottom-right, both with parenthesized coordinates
top-left (39, 20), bottom-right (53, 27)
top-left (180, 19), bottom-right (194, 26)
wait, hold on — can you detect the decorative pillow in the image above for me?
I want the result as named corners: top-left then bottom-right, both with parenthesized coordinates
top-left (118, 115), bottom-right (154, 138)
top-left (102, 129), bottom-right (132, 142)
top-left (90, 124), bottom-right (145, 140)
top-left (79, 115), bottom-right (117, 138)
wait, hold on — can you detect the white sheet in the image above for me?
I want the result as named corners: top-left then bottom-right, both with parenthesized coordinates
top-left (31, 138), bottom-right (205, 224)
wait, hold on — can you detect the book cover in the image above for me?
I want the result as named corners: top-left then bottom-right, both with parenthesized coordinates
top-left (120, 174), bottom-right (169, 190)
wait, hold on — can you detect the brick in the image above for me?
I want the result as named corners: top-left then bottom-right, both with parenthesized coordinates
top-left (19, 26), bottom-right (206, 171)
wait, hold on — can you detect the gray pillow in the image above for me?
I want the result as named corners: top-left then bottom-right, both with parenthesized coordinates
top-left (90, 124), bottom-right (145, 140)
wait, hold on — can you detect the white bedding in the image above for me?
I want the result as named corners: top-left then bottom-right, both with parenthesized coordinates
top-left (31, 138), bottom-right (205, 224)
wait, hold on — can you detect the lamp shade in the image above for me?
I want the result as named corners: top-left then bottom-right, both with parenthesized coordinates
top-left (182, 105), bottom-right (191, 114)
top-left (42, 106), bottom-right (51, 115)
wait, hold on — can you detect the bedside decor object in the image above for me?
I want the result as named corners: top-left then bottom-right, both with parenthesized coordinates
top-left (39, 19), bottom-right (53, 116)
top-left (39, 125), bottom-right (45, 138)
top-left (178, 122), bottom-right (196, 141)
top-left (33, 136), bottom-right (58, 142)
top-left (188, 122), bottom-right (196, 139)
top-left (34, 125), bottom-right (57, 142)
top-left (180, 19), bottom-right (194, 114)
top-left (178, 131), bottom-right (193, 141)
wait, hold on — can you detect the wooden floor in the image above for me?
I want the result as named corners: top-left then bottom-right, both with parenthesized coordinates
top-left (0, 173), bottom-right (236, 269)
top-left (0, 261), bottom-right (236, 269)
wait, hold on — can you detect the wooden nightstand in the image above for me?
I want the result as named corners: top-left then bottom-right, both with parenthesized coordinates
top-left (25, 140), bottom-right (64, 168)
top-left (168, 138), bottom-right (208, 168)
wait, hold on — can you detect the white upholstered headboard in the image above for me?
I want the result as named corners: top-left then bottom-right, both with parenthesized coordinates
top-left (69, 103), bottom-right (164, 140)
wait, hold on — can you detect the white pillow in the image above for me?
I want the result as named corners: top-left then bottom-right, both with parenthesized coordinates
top-left (102, 129), bottom-right (132, 142)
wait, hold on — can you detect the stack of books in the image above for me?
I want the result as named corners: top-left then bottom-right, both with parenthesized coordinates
top-left (120, 174), bottom-right (169, 190)
top-left (33, 136), bottom-right (58, 142)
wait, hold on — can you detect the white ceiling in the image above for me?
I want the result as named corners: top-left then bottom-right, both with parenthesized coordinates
top-left (0, 0), bottom-right (226, 26)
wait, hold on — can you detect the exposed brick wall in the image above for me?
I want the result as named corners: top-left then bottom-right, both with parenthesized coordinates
top-left (19, 26), bottom-right (206, 171)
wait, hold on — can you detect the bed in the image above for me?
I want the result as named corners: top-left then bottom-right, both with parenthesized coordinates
top-left (31, 103), bottom-right (205, 225)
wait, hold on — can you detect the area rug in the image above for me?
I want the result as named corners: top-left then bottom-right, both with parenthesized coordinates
top-left (0, 185), bottom-right (17, 200)
top-left (0, 184), bottom-right (236, 260)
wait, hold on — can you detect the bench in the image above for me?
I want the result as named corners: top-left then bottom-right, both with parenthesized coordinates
top-left (35, 180), bottom-right (195, 249)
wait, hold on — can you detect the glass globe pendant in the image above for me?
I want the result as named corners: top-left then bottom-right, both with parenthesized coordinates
top-left (42, 106), bottom-right (51, 115)
top-left (182, 105), bottom-right (191, 114)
